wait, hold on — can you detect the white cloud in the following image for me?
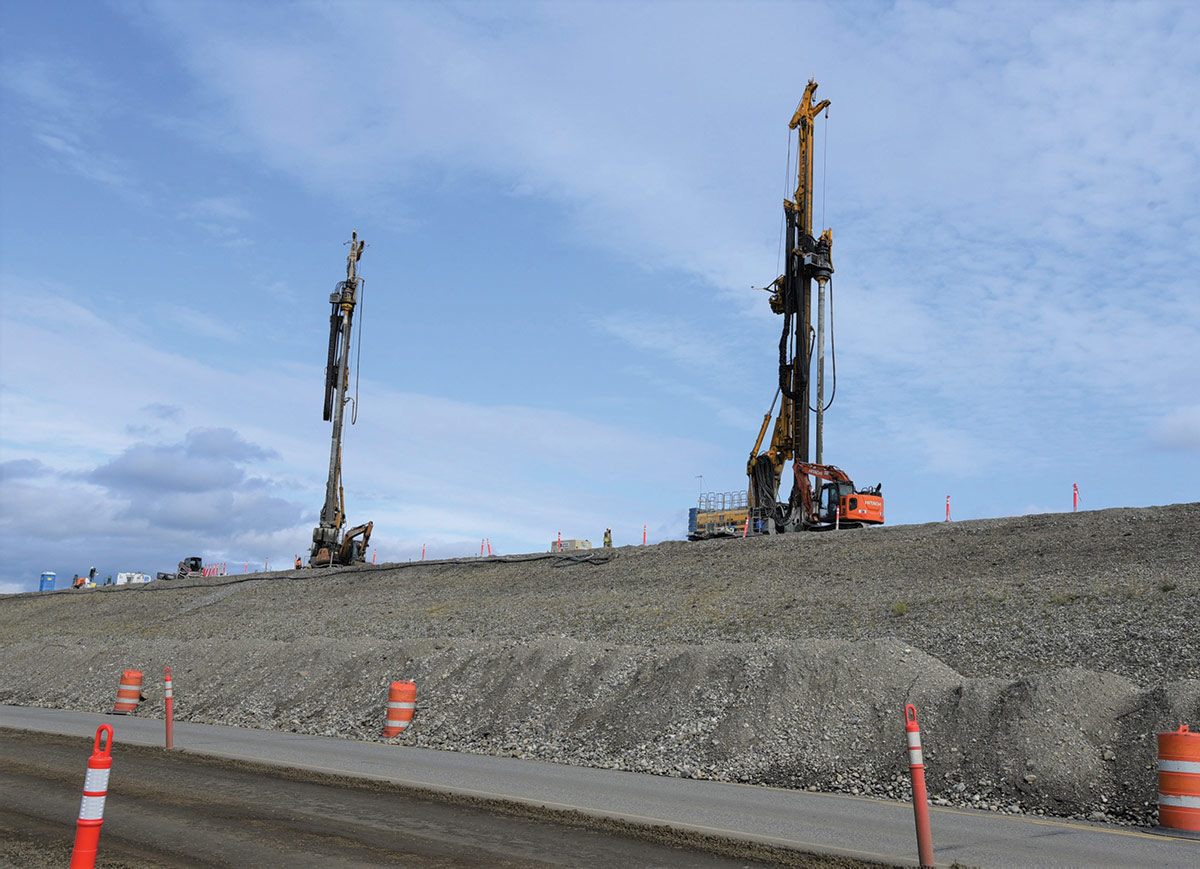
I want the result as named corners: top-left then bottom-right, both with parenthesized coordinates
top-left (136, 2), bottom-right (1200, 439)
top-left (153, 303), bottom-right (243, 342)
top-left (141, 403), bottom-right (183, 421)
top-left (176, 196), bottom-right (254, 245)
top-left (1, 55), bottom-right (111, 122)
top-left (0, 278), bottom-right (717, 587)
top-left (1154, 405), bottom-right (1200, 451)
top-left (186, 196), bottom-right (252, 222)
top-left (886, 418), bottom-right (1005, 479)
top-left (32, 131), bottom-right (135, 191)
top-left (138, 1), bottom-right (798, 292)
top-left (594, 313), bottom-right (755, 372)
top-left (3, 54), bottom-right (142, 196)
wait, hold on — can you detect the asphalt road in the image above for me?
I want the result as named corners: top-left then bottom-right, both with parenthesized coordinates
top-left (1, 729), bottom-right (825, 868)
top-left (4, 706), bottom-right (1198, 867)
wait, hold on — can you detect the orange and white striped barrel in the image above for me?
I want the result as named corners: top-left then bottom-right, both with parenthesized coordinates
top-left (1158, 724), bottom-right (1200, 832)
top-left (112, 670), bottom-right (143, 714)
top-left (382, 681), bottom-right (416, 737)
top-left (70, 724), bottom-right (113, 869)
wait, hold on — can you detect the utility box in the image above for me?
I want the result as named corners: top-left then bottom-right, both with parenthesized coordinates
top-left (551, 538), bottom-right (591, 552)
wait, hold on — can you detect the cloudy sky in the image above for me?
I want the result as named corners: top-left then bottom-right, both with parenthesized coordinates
top-left (1, 0), bottom-right (1197, 593)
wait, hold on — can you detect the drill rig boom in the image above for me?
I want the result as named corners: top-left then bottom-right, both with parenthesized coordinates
top-left (311, 231), bottom-right (372, 566)
top-left (744, 80), bottom-right (884, 534)
top-left (688, 82), bottom-right (884, 541)
top-left (746, 80), bottom-right (834, 533)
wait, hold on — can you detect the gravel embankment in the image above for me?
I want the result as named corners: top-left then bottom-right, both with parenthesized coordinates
top-left (2, 503), bottom-right (1197, 828)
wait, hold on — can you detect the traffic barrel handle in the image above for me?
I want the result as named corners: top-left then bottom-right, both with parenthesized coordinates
top-left (70, 724), bottom-right (114, 869)
top-left (905, 703), bottom-right (920, 734)
top-left (904, 704), bottom-right (935, 867)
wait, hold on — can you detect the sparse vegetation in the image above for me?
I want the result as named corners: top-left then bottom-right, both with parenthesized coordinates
top-left (1050, 591), bottom-right (1080, 605)
top-left (891, 600), bottom-right (908, 617)
top-left (1160, 581), bottom-right (1177, 592)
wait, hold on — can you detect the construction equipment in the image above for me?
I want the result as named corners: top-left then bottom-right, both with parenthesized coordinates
top-left (688, 462), bottom-right (883, 539)
top-left (115, 573), bottom-right (151, 586)
top-left (310, 231), bottom-right (373, 567)
top-left (690, 80), bottom-right (884, 539)
top-left (792, 462), bottom-right (883, 528)
top-left (156, 557), bottom-right (202, 581)
top-left (687, 491), bottom-right (749, 540)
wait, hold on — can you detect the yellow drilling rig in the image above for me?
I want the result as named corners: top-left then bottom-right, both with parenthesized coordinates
top-left (310, 231), bottom-right (373, 566)
top-left (689, 80), bottom-right (884, 540)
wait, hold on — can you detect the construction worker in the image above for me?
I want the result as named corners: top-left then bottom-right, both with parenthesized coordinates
top-left (603, 528), bottom-right (612, 548)
top-left (72, 574), bottom-right (85, 589)
top-left (294, 554), bottom-right (302, 570)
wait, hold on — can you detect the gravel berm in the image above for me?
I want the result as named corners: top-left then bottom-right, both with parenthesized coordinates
top-left (2, 503), bottom-right (1197, 830)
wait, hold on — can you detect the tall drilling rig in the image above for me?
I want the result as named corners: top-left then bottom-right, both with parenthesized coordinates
top-left (686, 81), bottom-right (884, 541)
top-left (310, 231), bottom-right (373, 567)
top-left (744, 80), bottom-right (833, 532)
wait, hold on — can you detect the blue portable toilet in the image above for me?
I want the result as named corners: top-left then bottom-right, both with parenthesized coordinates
top-left (39, 571), bottom-right (56, 592)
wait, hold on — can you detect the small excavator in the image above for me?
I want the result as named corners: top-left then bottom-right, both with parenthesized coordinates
top-left (688, 80), bottom-right (883, 540)
top-left (309, 231), bottom-right (373, 567)
top-left (793, 462), bottom-right (883, 528)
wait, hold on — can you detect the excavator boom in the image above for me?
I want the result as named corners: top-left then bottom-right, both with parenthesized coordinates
top-left (795, 461), bottom-right (853, 484)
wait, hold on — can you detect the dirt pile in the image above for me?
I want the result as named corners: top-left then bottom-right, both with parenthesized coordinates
top-left (2, 503), bottom-right (1197, 826)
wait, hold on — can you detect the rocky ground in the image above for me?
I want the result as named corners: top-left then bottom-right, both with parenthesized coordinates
top-left (2, 503), bottom-right (1197, 829)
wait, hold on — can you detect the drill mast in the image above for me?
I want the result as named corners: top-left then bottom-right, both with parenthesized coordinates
top-left (311, 231), bottom-right (370, 566)
top-left (747, 79), bottom-right (834, 532)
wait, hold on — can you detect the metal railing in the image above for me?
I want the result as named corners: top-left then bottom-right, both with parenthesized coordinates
top-left (697, 491), bottom-right (747, 512)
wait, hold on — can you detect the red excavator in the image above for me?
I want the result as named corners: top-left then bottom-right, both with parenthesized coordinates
top-left (793, 462), bottom-right (884, 529)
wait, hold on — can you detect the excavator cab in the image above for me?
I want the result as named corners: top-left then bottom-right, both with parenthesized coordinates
top-left (817, 481), bottom-right (856, 524)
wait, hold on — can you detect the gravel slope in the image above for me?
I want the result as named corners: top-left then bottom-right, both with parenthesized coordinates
top-left (2, 503), bottom-right (1197, 829)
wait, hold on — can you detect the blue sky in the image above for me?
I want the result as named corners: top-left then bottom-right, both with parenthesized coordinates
top-left (1, 0), bottom-right (1197, 592)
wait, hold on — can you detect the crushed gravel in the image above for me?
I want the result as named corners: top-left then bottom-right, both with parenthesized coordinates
top-left (2, 503), bottom-right (1197, 828)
